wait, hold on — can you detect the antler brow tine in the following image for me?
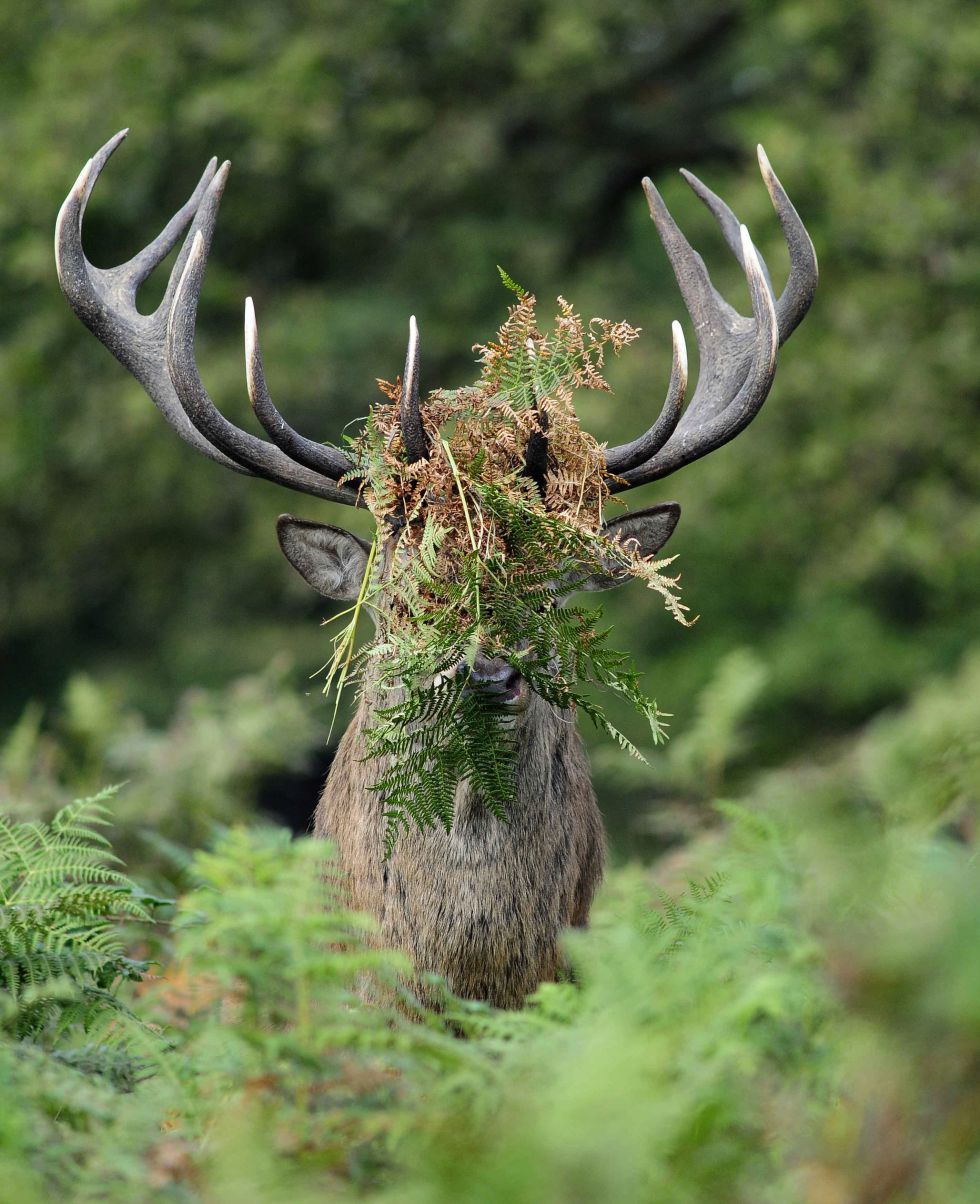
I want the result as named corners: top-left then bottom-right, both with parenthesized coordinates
top-left (522, 337), bottom-right (550, 493)
top-left (604, 321), bottom-right (687, 476)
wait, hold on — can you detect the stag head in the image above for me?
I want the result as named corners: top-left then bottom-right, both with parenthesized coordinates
top-left (56, 131), bottom-right (816, 714)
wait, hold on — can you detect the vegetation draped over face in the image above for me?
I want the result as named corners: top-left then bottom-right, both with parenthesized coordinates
top-left (327, 275), bottom-right (691, 853)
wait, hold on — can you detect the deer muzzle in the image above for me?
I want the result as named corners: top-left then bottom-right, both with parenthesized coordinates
top-left (462, 654), bottom-right (529, 712)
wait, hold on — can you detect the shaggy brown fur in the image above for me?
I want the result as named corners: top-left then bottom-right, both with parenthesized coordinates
top-left (315, 685), bottom-right (605, 1010)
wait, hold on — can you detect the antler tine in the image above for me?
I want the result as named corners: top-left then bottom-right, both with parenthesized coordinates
top-left (400, 315), bottom-right (429, 463)
top-left (604, 320), bottom-right (687, 476)
top-left (62, 131), bottom-right (219, 301)
top-left (679, 146), bottom-right (817, 340)
top-left (244, 297), bottom-right (357, 482)
top-left (639, 174), bottom-right (739, 347)
top-left (756, 145), bottom-right (818, 338)
top-left (605, 155), bottom-right (813, 491)
top-left (167, 223), bottom-right (360, 504)
top-left (678, 167), bottom-right (776, 298)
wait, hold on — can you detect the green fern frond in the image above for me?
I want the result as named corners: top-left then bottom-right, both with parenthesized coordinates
top-left (497, 264), bottom-right (528, 298)
top-left (0, 793), bottom-right (162, 1049)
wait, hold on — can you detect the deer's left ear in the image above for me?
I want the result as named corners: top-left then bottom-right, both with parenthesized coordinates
top-left (577, 502), bottom-right (681, 592)
top-left (277, 515), bottom-right (372, 600)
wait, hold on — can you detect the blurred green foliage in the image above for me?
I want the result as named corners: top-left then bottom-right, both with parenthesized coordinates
top-left (0, 660), bottom-right (321, 874)
top-left (2, 0), bottom-right (977, 763)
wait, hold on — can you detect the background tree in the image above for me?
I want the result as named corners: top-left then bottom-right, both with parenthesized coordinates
top-left (1, 0), bottom-right (977, 804)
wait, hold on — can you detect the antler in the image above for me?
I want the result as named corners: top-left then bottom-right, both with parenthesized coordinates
top-left (57, 134), bottom-right (815, 507)
top-left (604, 146), bottom-right (817, 490)
top-left (56, 130), bottom-right (361, 505)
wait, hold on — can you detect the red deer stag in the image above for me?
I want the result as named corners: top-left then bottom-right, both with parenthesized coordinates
top-left (57, 132), bottom-right (816, 1008)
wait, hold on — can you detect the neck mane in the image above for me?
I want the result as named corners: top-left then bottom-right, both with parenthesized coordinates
top-left (315, 679), bottom-right (606, 1008)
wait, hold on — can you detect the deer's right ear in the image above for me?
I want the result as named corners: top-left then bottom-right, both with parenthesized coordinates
top-left (276, 516), bottom-right (371, 601)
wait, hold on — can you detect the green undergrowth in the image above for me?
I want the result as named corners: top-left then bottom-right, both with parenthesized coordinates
top-left (1, 650), bottom-right (978, 1201)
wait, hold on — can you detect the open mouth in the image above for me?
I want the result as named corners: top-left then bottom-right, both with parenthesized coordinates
top-left (492, 677), bottom-right (527, 709)
top-left (432, 658), bottom-right (530, 713)
top-left (465, 671), bottom-right (528, 712)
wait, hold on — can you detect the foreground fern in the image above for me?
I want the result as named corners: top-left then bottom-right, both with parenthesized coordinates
top-left (0, 790), bottom-right (156, 1049)
top-left (0, 813), bottom-right (478, 1200)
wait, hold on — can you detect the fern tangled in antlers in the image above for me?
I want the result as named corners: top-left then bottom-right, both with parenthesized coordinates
top-left (330, 275), bottom-right (692, 854)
